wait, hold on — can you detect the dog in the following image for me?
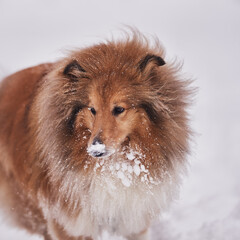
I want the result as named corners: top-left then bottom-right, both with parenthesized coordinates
top-left (0, 32), bottom-right (192, 240)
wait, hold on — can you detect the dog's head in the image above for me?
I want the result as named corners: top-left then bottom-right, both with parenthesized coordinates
top-left (62, 46), bottom-right (170, 159)
top-left (35, 34), bottom-right (192, 175)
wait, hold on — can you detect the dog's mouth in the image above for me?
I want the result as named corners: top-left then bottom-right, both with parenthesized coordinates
top-left (87, 142), bottom-right (115, 158)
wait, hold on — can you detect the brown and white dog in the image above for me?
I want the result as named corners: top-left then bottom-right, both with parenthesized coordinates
top-left (0, 32), bottom-right (192, 240)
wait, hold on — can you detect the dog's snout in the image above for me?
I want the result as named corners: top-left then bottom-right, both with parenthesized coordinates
top-left (87, 137), bottom-right (106, 158)
top-left (87, 136), bottom-right (115, 158)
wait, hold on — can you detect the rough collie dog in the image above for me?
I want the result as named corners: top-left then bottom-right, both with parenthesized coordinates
top-left (0, 32), bottom-right (192, 240)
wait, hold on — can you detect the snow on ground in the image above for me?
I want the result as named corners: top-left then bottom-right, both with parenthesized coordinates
top-left (0, 0), bottom-right (240, 239)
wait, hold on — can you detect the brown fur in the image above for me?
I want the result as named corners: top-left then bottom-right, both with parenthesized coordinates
top-left (0, 32), bottom-right (193, 239)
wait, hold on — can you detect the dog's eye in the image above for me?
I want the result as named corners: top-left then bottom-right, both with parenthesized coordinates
top-left (89, 108), bottom-right (96, 115)
top-left (112, 106), bottom-right (125, 116)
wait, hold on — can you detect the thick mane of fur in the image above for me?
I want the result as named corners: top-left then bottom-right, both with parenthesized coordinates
top-left (0, 32), bottom-right (193, 240)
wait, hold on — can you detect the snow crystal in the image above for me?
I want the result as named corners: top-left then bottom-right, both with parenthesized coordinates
top-left (134, 159), bottom-right (141, 165)
top-left (117, 170), bottom-right (125, 179)
top-left (126, 152), bottom-right (135, 161)
top-left (140, 164), bottom-right (146, 172)
top-left (127, 165), bottom-right (133, 174)
top-left (133, 164), bottom-right (141, 176)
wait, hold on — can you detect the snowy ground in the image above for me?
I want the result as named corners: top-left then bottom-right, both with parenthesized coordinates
top-left (0, 0), bottom-right (240, 239)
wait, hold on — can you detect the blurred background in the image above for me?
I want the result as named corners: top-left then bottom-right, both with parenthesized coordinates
top-left (0, 0), bottom-right (240, 239)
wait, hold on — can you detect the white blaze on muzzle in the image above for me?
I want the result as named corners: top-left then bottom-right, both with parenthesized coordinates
top-left (87, 142), bottom-right (107, 158)
top-left (87, 141), bottom-right (116, 158)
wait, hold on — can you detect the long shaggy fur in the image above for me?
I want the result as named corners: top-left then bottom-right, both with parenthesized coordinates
top-left (0, 32), bottom-right (193, 240)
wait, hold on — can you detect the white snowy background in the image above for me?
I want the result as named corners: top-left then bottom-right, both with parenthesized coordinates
top-left (0, 0), bottom-right (240, 239)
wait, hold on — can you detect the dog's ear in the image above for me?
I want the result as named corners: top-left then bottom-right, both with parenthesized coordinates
top-left (139, 102), bottom-right (161, 124)
top-left (138, 54), bottom-right (165, 72)
top-left (63, 60), bottom-right (86, 81)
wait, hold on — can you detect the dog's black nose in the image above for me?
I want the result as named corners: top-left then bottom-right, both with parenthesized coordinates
top-left (92, 137), bottom-right (103, 145)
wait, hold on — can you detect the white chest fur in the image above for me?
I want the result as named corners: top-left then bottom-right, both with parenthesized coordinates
top-left (60, 171), bottom-right (175, 238)
top-left (39, 150), bottom-right (182, 239)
